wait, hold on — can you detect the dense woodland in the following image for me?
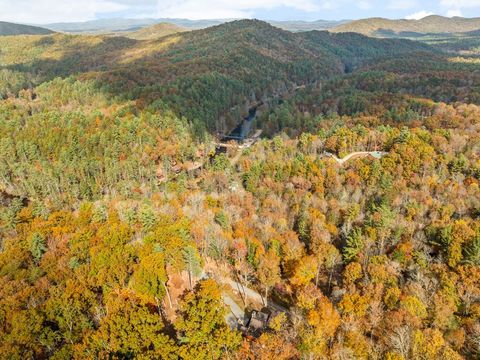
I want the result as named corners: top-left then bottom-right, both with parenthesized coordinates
top-left (1, 19), bottom-right (480, 359)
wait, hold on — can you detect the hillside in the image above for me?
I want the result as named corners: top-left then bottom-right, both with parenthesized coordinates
top-left (92, 20), bottom-right (433, 131)
top-left (122, 22), bottom-right (188, 40)
top-left (0, 19), bottom-right (434, 133)
top-left (331, 15), bottom-right (480, 37)
top-left (0, 21), bottom-right (53, 36)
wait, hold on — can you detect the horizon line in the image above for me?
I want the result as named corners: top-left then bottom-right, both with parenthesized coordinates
top-left (5, 14), bottom-right (477, 26)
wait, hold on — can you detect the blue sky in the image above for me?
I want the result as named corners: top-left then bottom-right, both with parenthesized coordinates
top-left (1, 0), bottom-right (480, 24)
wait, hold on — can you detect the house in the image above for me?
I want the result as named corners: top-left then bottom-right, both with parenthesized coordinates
top-left (240, 309), bottom-right (272, 337)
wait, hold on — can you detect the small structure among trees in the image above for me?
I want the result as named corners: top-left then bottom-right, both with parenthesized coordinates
top-left (240, 309), bottom-right (272, 337)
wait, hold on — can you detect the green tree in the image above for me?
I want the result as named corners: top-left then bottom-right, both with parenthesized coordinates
top-left (130, 247), bottom-right (169, 306)
top-left (29, 233), bottom-right (46, 263)
top-left (182, 245), bottom-right (203, 289)
top-left (212, 153), bottom-right (230, 171)
top-left (79, 291), bottom-right (177, 359)
top-left (2, 198), bottom-right (24, 230)
top-left (214, 211), bottom-right (230, 230)
top-left (139, 205), bottom-right (157, 232)
top-left (464, 234), bottom-right (480, 265)
top-left (175, 279), bottom-right (241, 360)
top-left (343, 228), bottom-right (363, 263)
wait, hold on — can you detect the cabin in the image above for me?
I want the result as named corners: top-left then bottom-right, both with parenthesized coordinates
top-left (240, 309), bottom-right (272, 337)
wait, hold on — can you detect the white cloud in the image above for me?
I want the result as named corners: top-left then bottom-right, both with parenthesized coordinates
top-left (0, 0), bottom-right (128, 24)
top-left (440, 0), bottom-right (480, 19)
top-left (446, 9), bottom-right (463, 17)
top-left (156, 0), bottom-right (321, 20)
top-left (357, 1), bottom-right (372, 10)
top-left (353, 1), bottom-right (371, 10)
top-left (405, 10), bottom-right (434, 20)
top-left (440, 0), bottom-right (480, 8)
top-left (388, 0), bottom-right (417, 10)
top-left (0, 0), bottom-right (327, 24)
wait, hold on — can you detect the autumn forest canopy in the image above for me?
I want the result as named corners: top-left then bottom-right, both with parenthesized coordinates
top-left (1, 17), bottom-right (480, 360)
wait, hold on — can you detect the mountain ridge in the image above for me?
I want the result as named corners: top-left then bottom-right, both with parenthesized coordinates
top-left (42, 17), bottom-right (347, 34)
top-left (122, 22), bottom-right (188, 40)
top-left (0, 21), bottom-right (54, 36)
top-left (331, 15), bottom-right (480, 37)
top-left (39, 15), bottom-right (480, 36)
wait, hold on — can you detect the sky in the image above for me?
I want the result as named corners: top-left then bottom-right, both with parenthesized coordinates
top-left (1, 0), bottom-right (480, 24)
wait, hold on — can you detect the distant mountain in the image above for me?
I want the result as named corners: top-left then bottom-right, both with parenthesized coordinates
top-left (122, 23), bottom-right (188, 40)
top-left (0, 21), bottom-right (54, 36)
top-left (268, 19), bottom-right (350, 32)
top-left (43, 17), bottom-right (348, 34)
top-left (331, 15), bottom-right (480, 37)
top-left (45, 18), bottom-right (159, 33)
top-left (44, 18), bottom-right (223, 33)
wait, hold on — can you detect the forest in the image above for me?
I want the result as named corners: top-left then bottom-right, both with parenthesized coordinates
top-left (0, 19), bottom-right (480, 359)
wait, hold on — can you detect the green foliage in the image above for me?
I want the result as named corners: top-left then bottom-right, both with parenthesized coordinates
top-left (1, 198), bottom-right (24, 230)
top-left (29, 233), bottom-right (46, 263)
top-left (448, 154), bottom-right (469, 174)
top-left (368, 201), bottom-right (395, 229)
top-left (295, 207), bottom-right (311, 246)
top-left (464, 234), bottom-right (480, 265)
top-left (211, 153), bottom-right (230, 171)
top-left (175, 279), bottom-right (241, 359)
top-left (91, 204), bottom-right (107, 223)
top-left (130, 249), bottom-right (168, 301)
top-left (139, 205), bottom-right (157, 232)
top-left (243, 161), bottom-right (263, 193)
top-left (183, 245), bottom-right (203, 279)
top-left (81, 291), bottom-right (177, 359)
top-left (214, 211), bottom-right (230, 230)
top-left (343, 228), bottom-right (364, 263)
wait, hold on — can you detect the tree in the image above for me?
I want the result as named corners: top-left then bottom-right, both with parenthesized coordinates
top-left (29, 233), bottom-right (46, 263)
top-left (343, 228), bottom-right (364, 263)
top-left (139, 205), bottom-right (157, 232)
top-left (464, 234), bottom-right (480, 265)
top-left (130, 246), bottom-right (169, 308)
top-left (290, 255), bottom-right (317, 288)
top-left (0, 309), bottom-right (53, 359)
top-left (430, 220), bottom-right (476, 267)
top-left (307, 295), bottom-right (340, 339)
top-left (145, 215), bottom-right (191, 271)
top-left (175, 279), bottom-right (241, 360)
top-left (77, 290), bottom-right (177, 359)
top-left (257, 249), bottom-right (281, 306)
top-left (88, 223), bottom-right (136, 291)
top-left (45, 280), bottom-right (96, 349)
top-left (1, 198), bottom-right (24, 230)
top-left (182, 245), bottom-right (203, 290)
top-left (316, 242), bottom-right (342, 289)
top-left (400, 296), bottom-right (427, 321)
top-left (412, 328), bottom-right (462, 360)
top-left (343, 261), bottom-right (363, 286)
top-left (237, 332), bottom-right (299, 360)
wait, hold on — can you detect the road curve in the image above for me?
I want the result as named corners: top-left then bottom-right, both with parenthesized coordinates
top-left (324, 151), bottom-right (387, 165)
